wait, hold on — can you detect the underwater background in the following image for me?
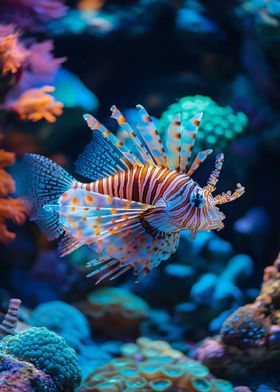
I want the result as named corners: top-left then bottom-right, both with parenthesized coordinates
top-left (0, 0), bottom-right (280, 391)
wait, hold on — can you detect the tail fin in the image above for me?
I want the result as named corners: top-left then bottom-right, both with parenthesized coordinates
top-left (22, 153), bottom-right (75, 240)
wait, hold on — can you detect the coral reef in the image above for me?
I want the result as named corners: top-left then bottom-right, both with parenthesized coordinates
top-left (196, 253), bottom-right (280, 384)
top-left (0, 1), bottom-right (279, 391)
top-left (158, 96), bottom-right (248, 156)
top-left (80, 288), bottom-right (149, 339)
top-left (1, 327), bottom-right (82, 390)
top-left (0, 134), bottom-right (26, 244)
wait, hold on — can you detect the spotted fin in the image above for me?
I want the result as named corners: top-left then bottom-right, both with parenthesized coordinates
top-left (79, 114), bottom-right (141, 177)
top-left (58, 234), bottom-right (83, 257)
top-left (75, 129), bottom-right (129, 181)
top-left (166, 113), bottom-right (182, 171)
top-left (186, 149), bottom-right (213, 176)
top-left (86, 231), bottom-right (180, 284)
top-left (111, 105), bottom-right (154, 166)
top-left (180, 112), bottom-right (203, 173)
top-left (135, 104), bottom-right (168, 167)
top-left (45, 188), bottom-right (151, 251)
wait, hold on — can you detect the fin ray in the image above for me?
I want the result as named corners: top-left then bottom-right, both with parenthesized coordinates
top-left (136, 104), bottom-right (168, 167)
top-left (22, 154), bottom-right (74, 240)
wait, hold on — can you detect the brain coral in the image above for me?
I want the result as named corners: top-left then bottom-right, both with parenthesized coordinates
top-left (158, 95), bottom-right (248, 156)
top-left (80, 355), bottom-right (235, 392)
top-left (0, 352), bottom-right (57, 392)
top-left (1, 327), bottom-right (81, 391)
top-left (80, 288), bottom-right (149, 339)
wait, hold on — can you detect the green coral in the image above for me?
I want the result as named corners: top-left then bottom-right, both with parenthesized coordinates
top-left (158, 95), bottom-right (248, 155)
top-left (1, 327), bottom-right (81, 391)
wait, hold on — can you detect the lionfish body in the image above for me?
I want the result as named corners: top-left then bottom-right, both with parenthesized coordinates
top-left (23, 104), bottom-right (245, 283)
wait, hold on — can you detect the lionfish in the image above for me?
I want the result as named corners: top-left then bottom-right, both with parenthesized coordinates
top-left (23, 105), bottom-right (245, 283)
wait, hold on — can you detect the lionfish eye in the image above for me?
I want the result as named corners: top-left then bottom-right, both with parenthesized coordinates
top-left (190, 189), bottom-right (205, 208)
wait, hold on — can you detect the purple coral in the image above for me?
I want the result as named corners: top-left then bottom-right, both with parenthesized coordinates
top-left (0, 0), bottom-right (67, 32)
top-left (0, 353), bottom-right (57, 392)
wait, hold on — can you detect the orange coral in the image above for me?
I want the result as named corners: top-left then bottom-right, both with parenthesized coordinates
top-left (0, 134), bottom-right (27, 244)
top-left (11, 85), bottom-right (63, 123)
top-left (78, 0), bottom-right (106, 11)
top-left (0, 25), bottom-right (28, 75)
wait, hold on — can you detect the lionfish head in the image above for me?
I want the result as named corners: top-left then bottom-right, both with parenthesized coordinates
top-left (187, 153), bottom-right (245, 238)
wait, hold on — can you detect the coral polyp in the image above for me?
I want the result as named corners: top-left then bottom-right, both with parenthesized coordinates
top-left (80, 354), bottom-right (235, 392)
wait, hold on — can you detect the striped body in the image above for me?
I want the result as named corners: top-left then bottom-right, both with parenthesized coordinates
top-left (76, 166), bottom-right (194, 206)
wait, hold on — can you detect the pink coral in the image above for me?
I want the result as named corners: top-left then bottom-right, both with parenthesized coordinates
top-left (0, 24), bottom-right (28, 75)
top-left (10, 85), bottom-right (63, 123)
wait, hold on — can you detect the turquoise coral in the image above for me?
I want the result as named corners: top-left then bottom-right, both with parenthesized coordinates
top-left (29, 300), bottom-right (90, 352)
top-left (1, 327), bottom-right (81, 391)
top-left (158, 95), bottom-right (248, 156)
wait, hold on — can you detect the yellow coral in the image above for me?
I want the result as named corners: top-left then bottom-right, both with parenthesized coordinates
top-left (121, 337), bottom-right (184, 360)
top-left (0, 27), bottom-right (28, 75)
top-left (11, 86), bottom-right (63, 123)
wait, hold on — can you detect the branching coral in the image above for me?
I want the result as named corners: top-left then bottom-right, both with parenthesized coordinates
top-left (0, 23), bottom-right (64, 124)
top-left (158, 96), bottom-right (248, 156)
top-left (0, 25), bottom-right (28, 76)
top-left (1, 327), bottom-right (82, 391)
top-left (10, 86), bottom-right (63, 123)
top-left (0, 135), bottom-right (26, 244)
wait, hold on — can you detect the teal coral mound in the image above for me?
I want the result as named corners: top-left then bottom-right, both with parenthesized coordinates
top-left (158, 95), bottom-right (248, 155)
top-left (1, 327), bottom-right (81, 391)
top-left (30, 301), bottom-right (90, 352)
